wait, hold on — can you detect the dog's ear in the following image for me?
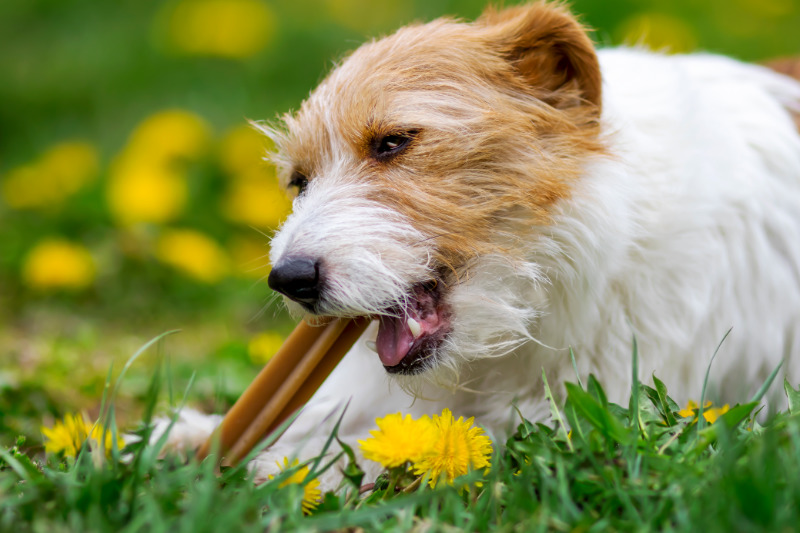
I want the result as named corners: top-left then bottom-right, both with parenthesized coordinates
top-left (478, 2), bottom-right (601, 111)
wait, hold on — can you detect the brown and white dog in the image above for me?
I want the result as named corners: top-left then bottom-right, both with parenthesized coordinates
top-left (164, 2), bottom-right (800, 486)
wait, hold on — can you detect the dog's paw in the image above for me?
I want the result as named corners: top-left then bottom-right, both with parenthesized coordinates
top-left (149, 408), bottom-right (222, 458)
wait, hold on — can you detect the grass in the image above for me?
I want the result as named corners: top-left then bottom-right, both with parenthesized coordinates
top-left (3, 338), bottom-right (800, 532)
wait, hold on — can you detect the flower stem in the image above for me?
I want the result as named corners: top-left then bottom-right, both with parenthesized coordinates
top-left (402, 475), bottom-right (423, 493)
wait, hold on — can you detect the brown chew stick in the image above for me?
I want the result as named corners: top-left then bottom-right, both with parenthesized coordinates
top-left (264, 317), bottom-right (371, 444)
top-left (196, 317), bottom-right (370, 464)
top-left (195, 318), bottom-right (328, 461)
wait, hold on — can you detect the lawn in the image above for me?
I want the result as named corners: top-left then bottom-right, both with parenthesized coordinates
top-left (2, 0), bottom-right (800, 530)
top-left (4, 341), bottom-right (800, 531)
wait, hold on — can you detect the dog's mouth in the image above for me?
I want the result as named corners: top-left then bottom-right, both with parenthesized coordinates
top-left (374, 280), bottom-right (451, 375)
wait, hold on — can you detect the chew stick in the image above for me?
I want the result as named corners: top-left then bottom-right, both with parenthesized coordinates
top-left (196, 317), bottom-right (370, 464)
top-left (265, 317), bottom-right (370, 439)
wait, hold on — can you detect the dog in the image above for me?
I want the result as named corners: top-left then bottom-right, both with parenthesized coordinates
top-left (162, 2), bottom-right (800, 487)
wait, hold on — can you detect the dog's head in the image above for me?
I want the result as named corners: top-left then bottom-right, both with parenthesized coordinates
top-left (262, 3), bottom-right (604, 385)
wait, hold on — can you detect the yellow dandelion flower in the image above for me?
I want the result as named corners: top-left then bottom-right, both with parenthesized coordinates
top-left (359, 413), bottom-right (437, 469)
top-left (126, 109), bottom-right (210, 164)
top-left (106, 157), bottom-right (187, 225)
top-left (678, 400), bottom-right (729, 423)
top-left (42, 413), bottom-right (86, 457)
top-left (164, 0), bottom-right (275, 59)
top-left (219, 124), bottom-right (272, 175)
top-left (41, 413), bottom-right (124, 458)
top-left (2, 141), bottom-right (99, 209)
top-left (703, 404), bottom-right (730, 424)
top-left (248, 331), bottom-right (284, 365)
top-left (677, 399), bottom-right (702, 418)
top-left (22, 239), bottom-right (95, 291)
top-left (269, 458), bottom-right (321, 515)
top-left (413, 409), bottom-right (493, 488)
top-left (156, 228), bottom-right (230, 283)
top-left (106, 109), bottom-right (208, 225)
top-left (228, 235), bottom-right (270, 279)
top-left (221, 169), bottom-right (292, 228)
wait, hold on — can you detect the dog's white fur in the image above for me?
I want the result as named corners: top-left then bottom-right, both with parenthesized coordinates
top-left (162, 12), bottom-right (800, 488)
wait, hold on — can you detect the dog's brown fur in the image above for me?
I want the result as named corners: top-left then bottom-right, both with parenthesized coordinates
top-left (271, 3), bottom-right (606, 273)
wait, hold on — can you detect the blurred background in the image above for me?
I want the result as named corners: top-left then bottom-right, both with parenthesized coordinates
top-left (2, 0), bottom-right (799, 447)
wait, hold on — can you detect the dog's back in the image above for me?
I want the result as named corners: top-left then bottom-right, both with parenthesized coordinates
top-left (532, 48), bottom-right (800, 407)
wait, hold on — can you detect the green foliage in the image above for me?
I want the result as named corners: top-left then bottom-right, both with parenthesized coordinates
top-left (5, 338), bottom-right (800, 531)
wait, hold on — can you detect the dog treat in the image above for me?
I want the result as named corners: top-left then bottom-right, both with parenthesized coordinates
top-left (196, 317), bottom-right (370, 464)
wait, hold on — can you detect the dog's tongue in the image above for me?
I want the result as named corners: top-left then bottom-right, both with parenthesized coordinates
top-left (376, 287), bottom-right (442, 367)
top-left (376, 315), bottom-right (415, 367)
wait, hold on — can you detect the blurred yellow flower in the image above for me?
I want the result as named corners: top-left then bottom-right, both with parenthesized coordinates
top-left (615, 12), bottom-right (697, 53)
top-left (221, 169), bottom-right (292, 228)
top-left (107, 157), bottom-right (187, 225)
top-left (126, 109), bottom-right (211, 165)
top-left (165, 0), bottom-right (275, 59)
top-left (41, 412), bottom-right (125, 458)
top-left (703, 404), bottom-right (730, 424)
top-left (677, 399), bottom-right (708, 418)
top-left (325, 0), bottom-right (411, 34)
top-left (359, 413), bottom-right (438, 469)
top-left (678, 400), bottom-right (730, 423)
top-left (248, 331), bottom-right (284, 365)
top-left (106, 109), bottom-right (208, 225)
top-left (228, 235), bottom-right (270, 279)
top-left (269, 457), bottom-right (321, 515)
top-left (219, 124), bottom-right (272, 175)
top-left (2, 141), bottom-right (99, 209)
top-left (413, 409), bottom-right (493, 488)
top-left (156, 228), bottom-right (229, 283)
top-left (22, 239), bottom-right (95, 291)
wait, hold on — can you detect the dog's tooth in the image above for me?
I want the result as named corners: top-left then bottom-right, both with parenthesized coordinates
top-left (407, 317), bottom-right (422, 338)
top-left (365, 340), bottom-right (377, 353)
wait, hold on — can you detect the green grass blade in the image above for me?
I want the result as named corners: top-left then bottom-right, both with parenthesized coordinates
top-left (784, 378), bottom-right (800, 414)
top-left (95, 363), bottom-right (115, 434)
top-left (542, 368), bottom-right (573, 451)
top-left (565, 383), bottom-right (632, 445)
top-left (653, 375), bottom-right (678, 426)
top-left (692, 402), bottom-right (757, 454)
top-left (0, 448), bottom-right (37, 482)
top-left (698, 328), bottom-right (731, 433)
top-left (109, 330), bottom-right (180, 415)
top-left (569, 347), bottom-right (584, 390)
top-left (629, 333), bottom-right (640, 432)
top-left (750, 360), bottom-right (783, 404)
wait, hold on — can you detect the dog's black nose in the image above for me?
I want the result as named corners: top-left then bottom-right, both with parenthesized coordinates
top-left (268, 257), bottom-right (321, 306)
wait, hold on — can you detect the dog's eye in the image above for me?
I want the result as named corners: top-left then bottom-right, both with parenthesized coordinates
top-left (288, 170), bottom-right (308, 195)
top-left (372, 130), bottom-right (418, 160)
